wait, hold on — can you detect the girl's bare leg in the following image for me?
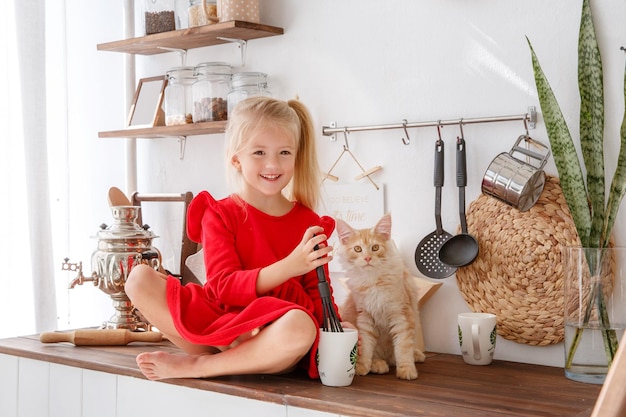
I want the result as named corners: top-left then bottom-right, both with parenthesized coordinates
top-left (135, 308), bottom-right (317, 380)
top-left (125, 264), bottom-right (215, 355)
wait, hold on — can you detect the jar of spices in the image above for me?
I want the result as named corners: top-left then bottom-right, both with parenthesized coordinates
top-left (143, 0), bottom-right (177, 35)
top-left (192, 62), bottom-right (232, 122)
top-left (164, 67), bottom-right (197, 126)
top-left (188, 0), bottom-right (218, 27)
top-left (227, 72), bottom-right (271, 115)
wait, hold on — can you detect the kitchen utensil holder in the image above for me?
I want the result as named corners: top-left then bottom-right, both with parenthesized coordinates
top-left (323, 106), bottom-right (537, 143)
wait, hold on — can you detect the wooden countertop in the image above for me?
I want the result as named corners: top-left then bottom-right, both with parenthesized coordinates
top-left (0, 334), bottom-right (600, 417)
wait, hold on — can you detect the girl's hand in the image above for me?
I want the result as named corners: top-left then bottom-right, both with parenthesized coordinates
top-left (283, 225), bottom-right (333, 277)
top-left (256, 225), bottom-right (333, 294)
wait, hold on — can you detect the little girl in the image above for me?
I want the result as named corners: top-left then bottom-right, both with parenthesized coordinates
top-left (125, 96), bottom-right (345, 381)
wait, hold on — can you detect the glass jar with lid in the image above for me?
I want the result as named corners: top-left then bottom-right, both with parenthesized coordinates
top-left (227, 72), bottom-right (271, 115)
top-left (192, 62), bottom-right (232, 122)
top-left (143, 0), bottom-right (177, 35)
top-left (188, 0), bottom-right (218, 27)
top-left (164, 67), bottom-right (197, 126)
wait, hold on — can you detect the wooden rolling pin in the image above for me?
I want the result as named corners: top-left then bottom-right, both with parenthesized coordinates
top-left (40, 329), bottom-right (162, 346)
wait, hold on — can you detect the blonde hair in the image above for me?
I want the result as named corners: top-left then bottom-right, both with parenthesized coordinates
top-left (225, 96), bottom-right (321, 210)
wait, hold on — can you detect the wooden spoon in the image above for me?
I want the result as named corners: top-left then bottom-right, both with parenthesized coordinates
top-left (107, 186), bottom-right (132, 207)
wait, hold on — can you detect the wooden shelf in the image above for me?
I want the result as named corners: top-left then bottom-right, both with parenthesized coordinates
top-left (98, 121), bottom-right (227, 139)
top-left (97, 21), bottom-right (282, 141)
top-left (97, 20), bottom-right (284, 55)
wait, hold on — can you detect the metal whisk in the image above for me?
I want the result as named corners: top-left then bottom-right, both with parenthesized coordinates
top-left (314, 244), bottom-right (343, 332)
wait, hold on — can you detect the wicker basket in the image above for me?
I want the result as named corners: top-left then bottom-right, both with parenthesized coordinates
top-left (456, 176), bottom-right (580, 345)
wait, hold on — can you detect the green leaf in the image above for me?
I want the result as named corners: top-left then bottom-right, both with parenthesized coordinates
top-left (527, 37), bottom-right (592, 245)
top-left (602, 58), bottom-right (626, 248)
top-left (578, 0), bottom-right (605, 248)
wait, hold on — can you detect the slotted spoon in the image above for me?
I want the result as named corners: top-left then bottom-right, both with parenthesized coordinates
top-left (415, 139), bottom-right (457, 279)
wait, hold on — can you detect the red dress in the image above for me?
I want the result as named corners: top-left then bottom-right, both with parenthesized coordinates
top-left (166, 191), bottom-right (339, 378)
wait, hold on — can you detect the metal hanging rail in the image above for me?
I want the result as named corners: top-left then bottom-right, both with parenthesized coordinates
top-left (322, 106), bottom-right (537, 143)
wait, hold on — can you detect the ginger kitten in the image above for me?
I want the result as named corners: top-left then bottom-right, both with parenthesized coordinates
top-left (336, 213), bottom-right (425, 380)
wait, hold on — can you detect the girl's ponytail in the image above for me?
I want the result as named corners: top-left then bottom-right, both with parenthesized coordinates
top-left (288, 99), bottom-right (321, 211)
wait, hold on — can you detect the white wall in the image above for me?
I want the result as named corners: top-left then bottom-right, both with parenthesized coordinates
top-left (62, 0), bottom-right (626, 367)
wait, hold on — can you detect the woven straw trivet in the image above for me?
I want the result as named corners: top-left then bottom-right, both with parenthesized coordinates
top-left (456, 176), bottom-right (580, 345)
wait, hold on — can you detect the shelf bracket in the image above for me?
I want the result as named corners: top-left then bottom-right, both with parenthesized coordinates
top-left (157, 47), bottom-right (188, 66)
top-left (216, 37), bottom-right (247, 67)
top-left (178, 136), bottom-right (187, 160)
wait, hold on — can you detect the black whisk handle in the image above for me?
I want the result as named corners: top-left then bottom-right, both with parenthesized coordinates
top-left (318, 280), bottom-right (331, 298)
top-left (315, 265), bottom-right (327, 283)
top-left (313, 241), bottom-right (328, 284)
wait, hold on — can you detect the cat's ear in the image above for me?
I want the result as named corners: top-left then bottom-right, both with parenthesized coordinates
top-left (374, 213), bottom-right (392, 240)
top-left (335, 219), bottom-right (355, 244)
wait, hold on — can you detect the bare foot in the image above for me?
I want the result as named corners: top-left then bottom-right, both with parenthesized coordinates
top-left (136, 351), bottom-right (208, 380)
top-left (228, 327), bottom-right (261, 348)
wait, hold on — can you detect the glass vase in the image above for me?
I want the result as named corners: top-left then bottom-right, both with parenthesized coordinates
top-left (563, 246), bottom-right (626, 384)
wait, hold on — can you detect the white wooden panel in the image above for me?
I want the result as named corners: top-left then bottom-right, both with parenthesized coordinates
top-left (49, 363), bottom-right (82, 417)
top-left (0, 354), bottom-right (19, 417)
top-left (2, 354), bottom-right (337, 417)
top-left (17, 358), bottom-right (49, 417)
top-left (287, 405), bottom-right (340, 417)
top-left (117, 376), bottom-right (286, 417)
top-left (83, 369), bottom-right (117, 417)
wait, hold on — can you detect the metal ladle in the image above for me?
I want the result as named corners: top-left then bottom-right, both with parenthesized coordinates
top-left (438, 135), bottom-right (479, 267)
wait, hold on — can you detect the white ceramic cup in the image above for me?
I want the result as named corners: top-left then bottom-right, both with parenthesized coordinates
top-left (458, 312), bottom-right (497, 365)
top-left (317, 328), bottom-right (358, 387)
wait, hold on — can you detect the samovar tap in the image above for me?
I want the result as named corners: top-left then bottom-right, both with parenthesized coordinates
top-left (62, 258), bottom-right (100, 289)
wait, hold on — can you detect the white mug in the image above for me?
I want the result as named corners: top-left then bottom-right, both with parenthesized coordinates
top-left (317, 329), bottom-right (358, 387)
top-left (458, 312), bottom-right (497, 365)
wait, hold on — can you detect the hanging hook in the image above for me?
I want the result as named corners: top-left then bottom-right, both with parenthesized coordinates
top-left (401, 119), bottom-right (411, 145)
top-left (436, 121), bottom-right (443, 145)
top-left (523, 117), bottom-right (529, 135)
top-left (342, 128), bottom-right (350, 150)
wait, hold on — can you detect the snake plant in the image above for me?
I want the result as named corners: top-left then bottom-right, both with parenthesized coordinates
top-left (527, 0), bottom-right (626, 368)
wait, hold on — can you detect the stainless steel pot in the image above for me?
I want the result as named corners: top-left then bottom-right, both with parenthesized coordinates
top-left (481, 135), bottom-right (550, 212)
top-left (62, 206), bottom-right (161, 330)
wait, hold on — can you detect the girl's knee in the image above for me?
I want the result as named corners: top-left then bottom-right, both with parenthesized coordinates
top-left (281, 309), bottom-right (317, 347)
top-left (125, 264), bottom-right (156, 301)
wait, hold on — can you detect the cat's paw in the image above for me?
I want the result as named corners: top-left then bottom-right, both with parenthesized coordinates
top-left (414, 349), bottom-right (426, 363)
top-left (370, 358), bottom-right (390, 374)
top-left (396, 364), bottom-right (418, 380)
top-left (356, 362), bottom-right (371, 376)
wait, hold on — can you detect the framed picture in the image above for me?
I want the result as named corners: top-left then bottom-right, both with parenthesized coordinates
top-left (127, 75), bottom-right (167, 128)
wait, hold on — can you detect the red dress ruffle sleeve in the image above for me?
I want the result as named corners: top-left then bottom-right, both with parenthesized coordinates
top-left (166, 191), bottom-right (338, 379)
